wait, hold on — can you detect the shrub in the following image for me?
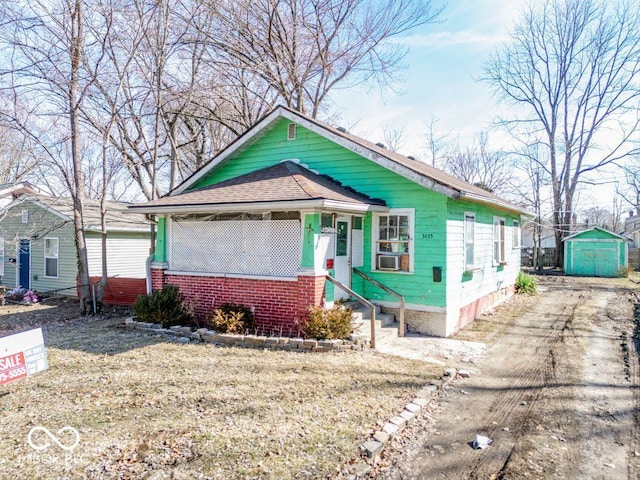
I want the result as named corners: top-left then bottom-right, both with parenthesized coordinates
top-left (515, 271), bottom-right (537, 295)
top-left (209, 303), bottom-right (255, 334)
top-left (618, 265), bottom-right (634, 277)
top-left (301, 305), bottom-right (353, 340)
top-left (133, 284), bottom-right (193, 328)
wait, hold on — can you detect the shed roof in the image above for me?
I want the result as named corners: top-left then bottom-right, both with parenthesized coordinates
top-left (562, 226), bottom-right (629, 242)
top-left (129, 161), bottom-right (387, 214)
top-left (5, 194), bottom-right (149, 232)
top-left (170, 105), bottom-right (527, 215)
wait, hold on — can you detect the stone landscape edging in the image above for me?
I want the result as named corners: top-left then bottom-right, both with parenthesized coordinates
top-left (123, 317), bottom-right (370, 352)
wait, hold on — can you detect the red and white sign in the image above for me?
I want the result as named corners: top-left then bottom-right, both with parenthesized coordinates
top-left (0, 328), bottom-right (48, 386)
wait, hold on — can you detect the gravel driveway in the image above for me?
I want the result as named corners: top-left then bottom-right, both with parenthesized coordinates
top-left (375, 274), bottom-right (640, 479)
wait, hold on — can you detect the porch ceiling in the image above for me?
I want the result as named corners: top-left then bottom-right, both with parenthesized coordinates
top-left (130, 161), bottom-right (387, 214)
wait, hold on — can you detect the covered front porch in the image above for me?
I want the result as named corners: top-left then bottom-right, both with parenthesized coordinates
top-left (134, 160), bottom-right (391, 335)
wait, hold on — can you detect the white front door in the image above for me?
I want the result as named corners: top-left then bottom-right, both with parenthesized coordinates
top-left (334, 216), bottom-right (351, 300)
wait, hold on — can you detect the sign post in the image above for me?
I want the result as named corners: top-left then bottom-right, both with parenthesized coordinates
top-left (0, 328), bottom-right (48, 386)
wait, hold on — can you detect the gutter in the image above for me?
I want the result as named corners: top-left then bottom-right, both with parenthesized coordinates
top-left (459, 191), bottom-right (534, 216)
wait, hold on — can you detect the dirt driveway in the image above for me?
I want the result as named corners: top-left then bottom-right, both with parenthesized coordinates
top-left (376, 274), bottom-right (640, 479)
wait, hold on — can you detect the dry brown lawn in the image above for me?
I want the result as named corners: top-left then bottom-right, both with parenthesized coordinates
top-left (0, 304), bottom-right (440, 479)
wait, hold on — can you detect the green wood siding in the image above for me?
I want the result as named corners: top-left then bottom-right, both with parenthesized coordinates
top-left (0, 202), bottom-right (78, 295)
top-left (186, 118), bottom-right (450, 307)
top-left (564, 229), bottom-right (626, 277)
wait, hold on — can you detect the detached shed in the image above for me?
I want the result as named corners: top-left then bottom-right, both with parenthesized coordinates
top-left (563, 227), bottom-right (628, 277)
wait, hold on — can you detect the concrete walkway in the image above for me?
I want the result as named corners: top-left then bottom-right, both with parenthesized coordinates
top-left (375, 332), bottom-right (487, 366)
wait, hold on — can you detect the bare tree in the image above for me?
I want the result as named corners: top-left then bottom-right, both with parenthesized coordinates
top-left (617, 160), bottom-right (640, 215)
top-left (383, 125), bottom-right (406, 153)
top-left (0, 0), bottom-right (95, 312)
top-left (441, 132), bottom-right (514, 196)
top-left (423, 115), bottom-right (449, 167)
top-left (484, 0), bottom-right (640, 267)
top-left (197, 0), bottom-right (443, 118)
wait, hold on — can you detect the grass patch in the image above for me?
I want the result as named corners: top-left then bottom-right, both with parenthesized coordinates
top-left (0, 316), bottom-right (438, 479)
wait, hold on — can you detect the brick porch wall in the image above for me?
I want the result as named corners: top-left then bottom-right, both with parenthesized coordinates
top-left (150, 268), bottom-right (326, 336)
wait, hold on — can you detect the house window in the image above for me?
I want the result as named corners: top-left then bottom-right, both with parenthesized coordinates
top-left (493, 217), bottom-right (506, 264)
top-left (464, 213), bottom-right (475, 269)
top-left (21, 209), bottom-right (28, 223)
top-left (287, 123), bottom-right (297, 140)
top-left (374, 209), bottom-right (414, 272)
top-left (44, 237), bottom-right (59, 278)
top-left (513, 220), bottom-right (521, 248)
top-left (0, 237), bottom-right (4, 277)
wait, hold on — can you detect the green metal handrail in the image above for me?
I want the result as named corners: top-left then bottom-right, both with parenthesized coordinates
top-left (325, 274), bottom-right (376, 349)
top-left (352, 268), bottom-right (405, 337)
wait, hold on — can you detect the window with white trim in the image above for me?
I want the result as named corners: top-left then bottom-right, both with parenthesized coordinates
top-left (493, 217), bottom-right (506, 264)
top-left (513, 220), bottom-right (521, 248)
top-left (373, 209), bottom-right (414, 272)
top-left (21, 209), bottom-right (28, 223)
top-left (464, 213), bottom-right (475, 269)
top-left (44, 237), bottom-right (59, 277)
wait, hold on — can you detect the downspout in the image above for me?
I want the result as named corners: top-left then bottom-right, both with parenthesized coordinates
top-left (145, 214), bottom-right (158, 294)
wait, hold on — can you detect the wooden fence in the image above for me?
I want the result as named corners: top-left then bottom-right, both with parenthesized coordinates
top-left (521, 248), bottom-right (557, 268)
top-left (630, 248), bottom-right (640, 271)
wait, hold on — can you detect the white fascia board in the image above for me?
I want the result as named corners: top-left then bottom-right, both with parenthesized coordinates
top-left (173, 106), bottom-right (459, 199)
top-left (128, 199), bottom-right (385, 215)
top-left (458, 191), bottom-right (531, 216)
top-left (278, 110), bottom-right (460, 199)
top-left (5, 196), bottom-right (71, 222)
top-left (173, 110), bottom-right (284, 194)
top-left (84, 225), bottom-right (150, 233)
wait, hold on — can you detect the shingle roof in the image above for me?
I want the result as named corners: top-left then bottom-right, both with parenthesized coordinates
top-left (10, 194), bottom-right (149, 232)
top-left (131, 161), bottom-right (385, 209)
top-left (167, 106), bottom-right (526, 215)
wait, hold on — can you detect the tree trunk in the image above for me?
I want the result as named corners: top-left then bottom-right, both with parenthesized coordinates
top-left (70, 0), bottom-right (91, 314)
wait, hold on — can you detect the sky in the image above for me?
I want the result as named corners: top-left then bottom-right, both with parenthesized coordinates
top-left (330, 0), bottom-right (527, 157)
top-left (329, 0), bottom-right (628, 215)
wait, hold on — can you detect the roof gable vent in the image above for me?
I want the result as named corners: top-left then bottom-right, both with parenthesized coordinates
top-left (287, 123), bottom-right (297, 140)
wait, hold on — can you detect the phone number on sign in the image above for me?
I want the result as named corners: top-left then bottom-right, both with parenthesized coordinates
top-left (0, 366), bottom-right (28, 382)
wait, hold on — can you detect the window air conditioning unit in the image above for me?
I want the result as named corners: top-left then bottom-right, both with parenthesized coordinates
top-left (378, 254), bottom-right (400, 271)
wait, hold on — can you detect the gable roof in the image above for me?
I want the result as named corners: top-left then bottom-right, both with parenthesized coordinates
top-left (562, 226), bottom-right (629, 242)
top-left (3, 194), bottom-right (149, 232)
top-left (171, 105), bottom-right (526, 215)
top-left (129, 161), bottom-right (387, 214)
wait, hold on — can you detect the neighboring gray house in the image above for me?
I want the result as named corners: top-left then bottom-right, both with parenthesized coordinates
top-left (0, 195), bottom-right (150, 303)
top-left (624, 211), bottom-right (640, 248)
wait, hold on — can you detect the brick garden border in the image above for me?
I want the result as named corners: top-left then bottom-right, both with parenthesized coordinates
top-left (123, 317), bottom-right (370, 352)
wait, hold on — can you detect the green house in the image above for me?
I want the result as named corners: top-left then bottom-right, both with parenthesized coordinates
top-left (563, 227), bottom-right (628, 277)
top-left (130, 106), bottom-right (526, 337)
top-left (0, 195), bottom-right (150, 304)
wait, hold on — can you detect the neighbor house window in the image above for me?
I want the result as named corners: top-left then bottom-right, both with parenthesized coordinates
top-left (44, 237), bottom-right (59, 277)
top-left (464, 213), bottom-right (475, 269)
top-left (21, 209), bottom-right (28, 223)
top-left (513, 220), bottom-right (521, 248)
top-left (374, 209), bottom-right (414, 272)
top-left (0, 237), bottom-right (4, 277)
top-left (493, 217), bottom-right (506, 264)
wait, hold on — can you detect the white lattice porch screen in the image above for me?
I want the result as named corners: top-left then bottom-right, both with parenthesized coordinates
top-left (170, 219), bottom-right (301, 276)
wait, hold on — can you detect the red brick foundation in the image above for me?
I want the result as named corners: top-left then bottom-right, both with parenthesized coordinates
top-left (455, 285), bottom-right (515, 332)
top-left (88, 276), bottom-right (147, 306)
top-left (150, 269), bottom-right (326, 336)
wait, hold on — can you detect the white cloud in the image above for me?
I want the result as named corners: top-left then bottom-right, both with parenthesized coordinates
top-left (395, 30), bottom-right (509, 49)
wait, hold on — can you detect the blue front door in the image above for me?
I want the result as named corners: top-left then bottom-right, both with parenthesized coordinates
top-left (19, 239), bottom-right (30, 289)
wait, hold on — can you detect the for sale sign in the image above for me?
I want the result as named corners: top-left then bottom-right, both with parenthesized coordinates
top-left (0, 328), bottom-right (48, 386)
